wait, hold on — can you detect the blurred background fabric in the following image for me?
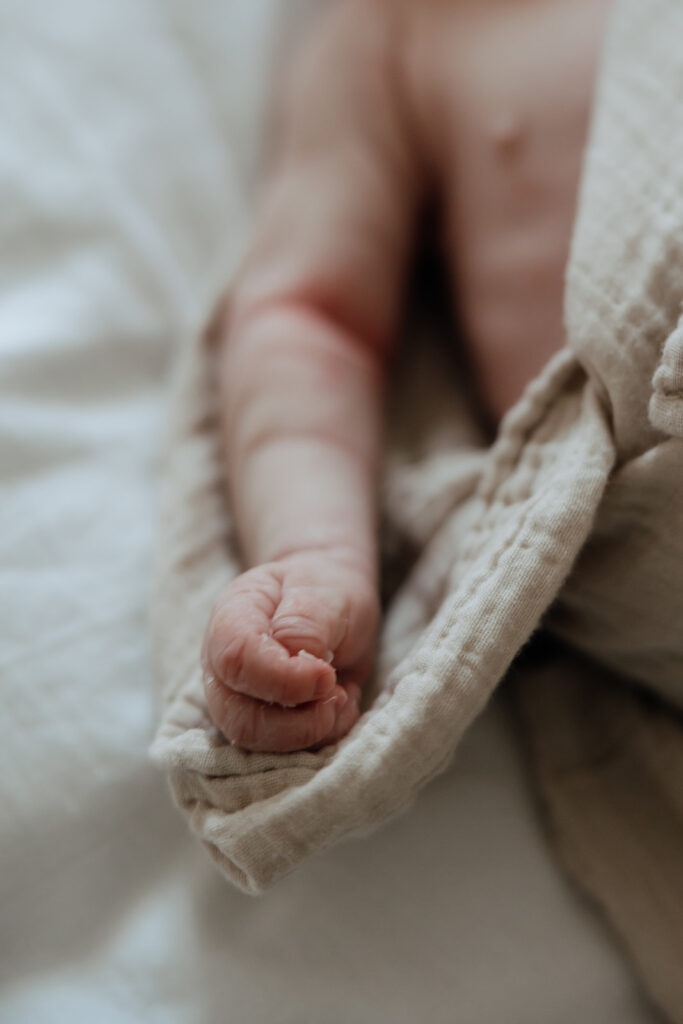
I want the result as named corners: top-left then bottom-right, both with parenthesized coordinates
top-left (0, 1), bottom-right (659, 1021)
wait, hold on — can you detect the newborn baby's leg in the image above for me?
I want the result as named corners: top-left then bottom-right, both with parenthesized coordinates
top-left (202, 2), bottom-right (420, 752)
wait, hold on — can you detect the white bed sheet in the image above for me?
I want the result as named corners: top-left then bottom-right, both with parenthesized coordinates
top-left (0, 2), bottom-right (660, 1021)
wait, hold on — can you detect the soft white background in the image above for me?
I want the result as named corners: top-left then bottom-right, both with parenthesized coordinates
top-left (0, 2), bottom-right (658, 1021)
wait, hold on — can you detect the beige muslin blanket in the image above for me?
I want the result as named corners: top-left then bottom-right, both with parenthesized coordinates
top-left (151, 0), bottom-right (683, 1019)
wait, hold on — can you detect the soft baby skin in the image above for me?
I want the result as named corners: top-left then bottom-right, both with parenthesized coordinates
top-left (201, 0), bottom-right (610, 752)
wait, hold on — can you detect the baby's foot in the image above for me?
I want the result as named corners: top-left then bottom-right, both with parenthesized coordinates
top-left (202, 550), bottom-right (379, 752)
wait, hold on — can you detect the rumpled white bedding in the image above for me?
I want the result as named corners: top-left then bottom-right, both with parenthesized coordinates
top-left (0, 2), bottom-right (659, 1021)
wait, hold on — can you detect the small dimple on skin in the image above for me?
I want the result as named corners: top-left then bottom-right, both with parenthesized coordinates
top-left (490, 112), bottom-right (525, 158)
